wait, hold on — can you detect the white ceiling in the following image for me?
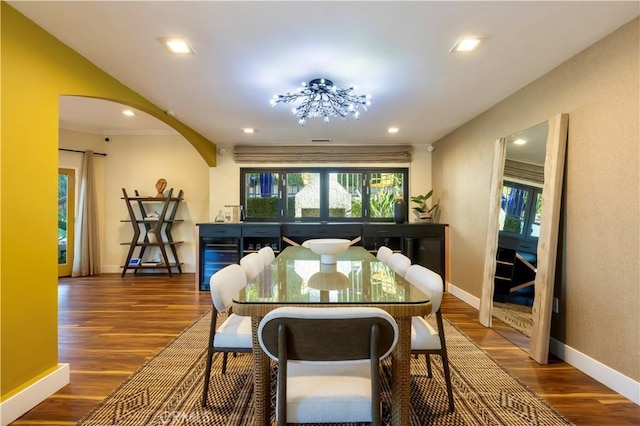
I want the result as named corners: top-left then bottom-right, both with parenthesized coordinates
top-left (10, 1), bottom-right (639, 149)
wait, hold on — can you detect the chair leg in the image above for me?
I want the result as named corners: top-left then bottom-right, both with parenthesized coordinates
top-left (440, 352), bottom-right (455, 412)
top-left (221, 352), bottom-right (229, 374)
top-left (202, 348), bottom-right (214, 407)
top-left (202, 311), bottom-right (218, 407)
top-left (434, 312), bottom-right (454, 411)
top-left (425, 353), bottom-right (433, 378)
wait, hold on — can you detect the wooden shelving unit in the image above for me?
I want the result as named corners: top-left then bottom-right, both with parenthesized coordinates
top-left (120, 188), bottom-right (184, 277)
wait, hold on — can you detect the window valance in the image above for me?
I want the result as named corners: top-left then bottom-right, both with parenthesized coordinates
top-left (504, 159), bottom-right (544, 184)
top-left (232, 145), bottom-right (413, 163)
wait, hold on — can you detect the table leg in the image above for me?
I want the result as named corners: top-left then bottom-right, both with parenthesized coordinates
top-left (392, 317), bottom-right (411, 426)
top-left (251, 316), bottom-right (270, 426)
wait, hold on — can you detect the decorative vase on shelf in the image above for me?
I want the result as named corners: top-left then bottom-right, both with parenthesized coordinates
top-left (393, 197), bottom-right (407, 224)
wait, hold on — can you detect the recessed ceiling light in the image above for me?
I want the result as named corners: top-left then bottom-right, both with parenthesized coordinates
top-left (161, 37), bottom-right (196, 55)
top-left (243, 128), bottom-right (255, 134)
top-left (388, 127), bottom-right (399, 134)
top-left (513, 139), bottom-right (527, 145)
top-left (450, 36), bottom-right (484, 53)
top-left (122, 109), bottom-right (135, 117)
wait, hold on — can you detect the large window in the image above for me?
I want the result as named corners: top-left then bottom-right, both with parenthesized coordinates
top-left (499, 180), bottom-right (542, 240)
top-left (241, 168), bottom-right (408, 222)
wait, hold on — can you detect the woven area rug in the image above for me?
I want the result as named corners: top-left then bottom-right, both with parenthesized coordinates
top-left (492, 302), bottom-right (534, 338)
top-left (77, 312), bottom-right (572, 426)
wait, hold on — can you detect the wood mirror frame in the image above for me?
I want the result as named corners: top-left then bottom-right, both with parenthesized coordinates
top-left (479, 113), bottom-right (568, 364)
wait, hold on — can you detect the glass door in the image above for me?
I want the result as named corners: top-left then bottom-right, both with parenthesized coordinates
top-left (58, 168), bottom-right (75, 277)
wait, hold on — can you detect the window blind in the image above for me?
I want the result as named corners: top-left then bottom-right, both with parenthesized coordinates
top-left (504, 159), bottom-right (544, 184)
top-left (232, 145), bottom-right (413, 163)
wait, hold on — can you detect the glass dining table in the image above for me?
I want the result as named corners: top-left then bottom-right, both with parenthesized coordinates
top-left (232, 245), bottom-right (431, 426)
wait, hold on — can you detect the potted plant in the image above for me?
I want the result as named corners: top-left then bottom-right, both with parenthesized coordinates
top-left (410, 190), bottom-right (440, 222)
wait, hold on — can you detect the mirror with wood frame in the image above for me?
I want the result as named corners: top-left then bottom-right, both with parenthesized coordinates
top-left (479, 113), bottom-right (568, 364)
top-left (490, 121), bottom-right (547, 349)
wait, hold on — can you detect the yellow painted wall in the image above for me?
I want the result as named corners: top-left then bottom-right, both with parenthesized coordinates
top-left (0, 2), bottom-right (215, 399)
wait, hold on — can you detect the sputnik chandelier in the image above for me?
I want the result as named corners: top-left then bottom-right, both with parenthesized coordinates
top-left (270, 78), bottom-right (371, 125)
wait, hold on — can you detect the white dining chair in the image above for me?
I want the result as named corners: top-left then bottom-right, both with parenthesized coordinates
top-left (376, 246), bottom-right (393, 264)
top-left (405, 264), bottom-right (454, 412)
top-left (202, 264), bottom-right (252, 406)
top-left (387, 252), bottom-right (411, 277)
top-left (239, 252), bottom-right (264, 281)
top-left (257, 245), bottom-right (276, 266)
top-left (258, 306), bottom-right (398, 426)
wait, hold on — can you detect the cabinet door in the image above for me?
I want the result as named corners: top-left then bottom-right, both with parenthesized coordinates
top-left (198, 225), bottom-right (241, 290)
top-left (402, 224), bottom-right (447, 280)
top-left (405, 236), bottom-right (445, 278)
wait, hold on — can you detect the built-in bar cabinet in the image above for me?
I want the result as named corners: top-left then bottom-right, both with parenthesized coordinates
top-left (196, 222), bottom-right (448, 291)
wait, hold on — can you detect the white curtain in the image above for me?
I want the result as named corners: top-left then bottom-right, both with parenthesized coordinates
top-left (72, 150), bottom-right (101, 276)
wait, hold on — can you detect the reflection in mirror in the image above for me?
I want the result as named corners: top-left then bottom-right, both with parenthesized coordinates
top-left (492, 122), bottom-right (547, 349)
top-left (479, 113), bottom-right (568, 364)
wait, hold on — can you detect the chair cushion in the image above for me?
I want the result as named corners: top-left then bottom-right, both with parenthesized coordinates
top-left (411, 316), bottom-right (442, 350)
top-left (213, 313), bottom-right (252, 349)
top-left (284, 360), bottom-right (373, 423)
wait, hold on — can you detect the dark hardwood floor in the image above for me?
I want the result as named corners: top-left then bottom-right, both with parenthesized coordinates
top-left (12, 273), bottom-right (640, 425)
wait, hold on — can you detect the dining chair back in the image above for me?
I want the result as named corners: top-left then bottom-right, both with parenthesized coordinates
top-left (202, 264), bottom-right (252, 406)
top-left (240, 252), bottom-right (264, 281)
top-left (387, 252), bottom-right (411, 277)
top-left (376, 246), bottom-right (393, 264)
top-left (258, 307), bottom-right (398, 426)
top-left (257, 245), bottom-right (276, 266)
top-left (404, 264), bottom-right (454, 411)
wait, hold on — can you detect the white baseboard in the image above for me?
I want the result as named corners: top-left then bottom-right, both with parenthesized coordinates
top-left (446, 283), bottom-right (639, 406)
top-left (447, 281), bottom-right (480, 309)
top-left (1, 363), bottom-right (70, 426)
top-left (549, 338), bottom-right (640, 405)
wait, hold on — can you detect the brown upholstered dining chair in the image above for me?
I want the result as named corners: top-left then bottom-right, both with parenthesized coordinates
top-left (405, 264), bottom-right (455, 411)
top-left (202, 264), bottom-right (252, 407)
top-left (258, 307), bottom-right (398, 426)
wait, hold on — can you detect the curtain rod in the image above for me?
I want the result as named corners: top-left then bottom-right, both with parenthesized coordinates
top-left (59, 148), bottom-right (107, 157)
